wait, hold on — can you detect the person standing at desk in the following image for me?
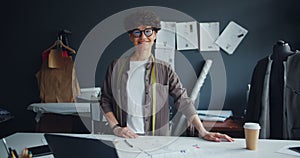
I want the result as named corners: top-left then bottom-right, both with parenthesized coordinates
top-left (100, 10), bottom-right (233, 142)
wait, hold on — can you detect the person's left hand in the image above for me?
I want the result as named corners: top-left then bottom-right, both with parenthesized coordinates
top-left (202, 132), bottom-right (234, 142)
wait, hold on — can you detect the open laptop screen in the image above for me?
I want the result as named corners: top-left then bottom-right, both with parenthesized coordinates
top-left (44, 134), bottom-right (118, 158)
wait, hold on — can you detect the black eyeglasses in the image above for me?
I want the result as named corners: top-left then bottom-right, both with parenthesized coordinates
top-left (130, 28), bottom-right (156, 38)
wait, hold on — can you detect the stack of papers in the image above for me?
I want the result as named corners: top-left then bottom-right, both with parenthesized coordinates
top-left (197, 110), bottom-right (233, 122)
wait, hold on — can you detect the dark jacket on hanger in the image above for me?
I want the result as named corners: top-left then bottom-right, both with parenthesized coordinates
top-left (246, 52), bottom-right (300, 140)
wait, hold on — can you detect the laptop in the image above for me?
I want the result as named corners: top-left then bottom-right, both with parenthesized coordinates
top-left (44, 134), bottom-right (119, 158)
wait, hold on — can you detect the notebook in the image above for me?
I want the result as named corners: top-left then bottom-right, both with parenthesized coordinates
top-left (44, 134), bottom-right (119, 158)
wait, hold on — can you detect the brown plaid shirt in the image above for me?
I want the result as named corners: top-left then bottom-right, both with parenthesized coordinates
top-left (100, 55), bottom-right (197, 136)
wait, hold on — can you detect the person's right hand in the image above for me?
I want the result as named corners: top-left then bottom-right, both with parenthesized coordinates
top-left (113, 126), bottom-right (138, 138)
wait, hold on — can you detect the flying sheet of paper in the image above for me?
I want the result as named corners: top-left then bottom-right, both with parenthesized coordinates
top-left (215, 21), bottom-right (248, 55)
top-left (155, 48), bottom-right (175, 70)
top-left (156, 21), bottom-right (176, 49)
top-left (199, 22), bottom-right (220, 51)
top-left (176, 21), bottom-right (198, 50)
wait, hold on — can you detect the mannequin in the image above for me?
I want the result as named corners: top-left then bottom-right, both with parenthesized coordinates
top-left (269, 40), bottom-right (294, 139)
top-left (246, 40), bottom-right (300, 139)
top-left (271, 40), bottom-right (294, 60)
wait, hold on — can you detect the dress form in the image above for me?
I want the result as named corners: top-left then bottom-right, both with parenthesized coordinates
top-left (269, 40), bottom-right (294, 139)
top-left (271, 40), bottom-right (294, 60)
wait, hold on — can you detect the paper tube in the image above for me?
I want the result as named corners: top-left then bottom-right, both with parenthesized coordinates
top-left (172, 59), bottom-right (213, 136)
top-left (190, 59), bottom-right (213, 102)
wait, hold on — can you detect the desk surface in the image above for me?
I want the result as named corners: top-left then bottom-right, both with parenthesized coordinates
top-left (1, 133), bottom-right (300, 158)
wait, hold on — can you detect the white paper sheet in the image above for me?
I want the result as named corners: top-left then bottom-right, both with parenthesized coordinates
top-left (176, 21), bottom-right (198, 50)
top-left (136, 149), bottom-right (191, 158)
top-left (277, 145), bottom-right (300, 156)
top-left (199, 22), bottom-right (220, 51)
top-left (156, 21), bottom-right (176, 49)
top-left (155, 48), bottom-right (175, 70)
top-left (115, 136), bottom-right (197, 158)
top-left (215, 21), bottom-right (248, 55)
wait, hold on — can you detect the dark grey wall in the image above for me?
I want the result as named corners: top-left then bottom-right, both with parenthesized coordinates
top-left (1, 0), bottom-right (299, 134)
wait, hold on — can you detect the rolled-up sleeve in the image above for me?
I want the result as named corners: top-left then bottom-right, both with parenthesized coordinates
top-left (100, 61), bottom-right (115, 113)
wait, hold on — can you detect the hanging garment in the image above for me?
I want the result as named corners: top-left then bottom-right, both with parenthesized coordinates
top-left (36, 48), bottom-right (80, 102)
top-left (246, 52), bottom-right (300, 140)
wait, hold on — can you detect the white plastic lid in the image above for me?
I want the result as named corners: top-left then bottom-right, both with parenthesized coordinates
top-left (243, 122), bottom-right (261, 130)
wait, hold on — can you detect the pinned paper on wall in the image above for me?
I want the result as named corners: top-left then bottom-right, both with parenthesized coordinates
top-left (176, 21), bottom-right (198, 50)
top-left (156, 21), bottom-right (176, 49)
top-left (155, 48), bottom-right (175, 70)
top-left (215, 21), bottom-right (248, 55)
top-left (199, 22), bottom-right (220, 51)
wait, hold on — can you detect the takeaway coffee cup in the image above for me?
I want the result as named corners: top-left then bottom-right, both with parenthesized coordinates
top-left (243, 122), bottom-right (261, 150)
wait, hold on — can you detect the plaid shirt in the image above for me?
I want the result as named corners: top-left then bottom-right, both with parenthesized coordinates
top-left (100, 55), bottom-right (197, 136)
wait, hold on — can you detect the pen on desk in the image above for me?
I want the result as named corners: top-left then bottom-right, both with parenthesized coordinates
top-left (124, 139), bottom-right (152, 156)
top-left (124, 139), bottom-right (133, 148)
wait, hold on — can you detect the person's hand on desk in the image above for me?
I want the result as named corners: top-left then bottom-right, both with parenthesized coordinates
top-left (113, 125), bottom-right (138, 139)
top-left (190, 114), bottom-right (234, 142)
top-left (201, 132), bottom-right (234, 142)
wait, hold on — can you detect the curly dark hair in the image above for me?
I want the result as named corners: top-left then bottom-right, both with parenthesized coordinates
top-left (124, 10), bottom-right (161, 32)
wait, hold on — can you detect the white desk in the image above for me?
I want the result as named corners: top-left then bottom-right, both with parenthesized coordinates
top-left (26, 88), bottom-right (101, 117)
top-left (27, 101), bottom-right (105, 133)
top-left (27, 103), bottom-right (92, 114)
top-left (27, 103), bottom-right (91, 121)
top-left (1, 133), bottom-right (300, 158)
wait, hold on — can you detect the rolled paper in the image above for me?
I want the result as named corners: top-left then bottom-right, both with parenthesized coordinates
top-left (172, 59), bottom-right (213, 136)
top-left (190, 59), bottom-right (213, 102)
